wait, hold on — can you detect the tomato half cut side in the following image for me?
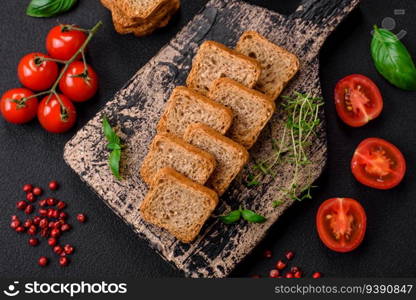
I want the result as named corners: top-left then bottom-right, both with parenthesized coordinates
top-left (351, 138), bottom-right (406, 190)
top-left (334, 74), bottom-right (383, 127)
top-left (316, 198), bottom-right (367, 253)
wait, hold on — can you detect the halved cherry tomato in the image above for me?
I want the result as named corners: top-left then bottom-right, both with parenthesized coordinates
top-left (17, 53), bottom-right (58, 91)
top-left (46, 25), bottom-right (87, 61)
top-left (37, 94), bottom-right (77, 133)
top-left (351, 138), bottom-right (406, 189)
top-left (316, 198), bottom-right (367, 253)
top-left (334, 74), bottom-right (383, 127)
top-left (0, 88), bottom-right (38, 124)
top-left (59, 61), bottom-right (98, 102)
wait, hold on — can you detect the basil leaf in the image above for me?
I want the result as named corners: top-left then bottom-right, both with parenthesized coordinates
top-left (219, 210), bottom-right (241, 224)
top-left (102, 116), bottom-right (114, 141)
top-left (371, 26), bottom-right (416, 90)
top-left (109, 149), bottom-right (122, 180)
top-left (27, 0), bottom-right (77, 18)
top-left (241, 209), bottom-right (267, 223)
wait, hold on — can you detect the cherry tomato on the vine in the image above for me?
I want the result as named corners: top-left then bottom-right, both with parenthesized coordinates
top-left (0, 88), bottom-right (38, 124)
top-left (59, 62), bottom-right (98, 102)
top-left (37, 94), bottom-right (77, 133)
top-left (17, 53), bottom-right (58, 91)
top-left (46, 25), bottom-right (87, 61)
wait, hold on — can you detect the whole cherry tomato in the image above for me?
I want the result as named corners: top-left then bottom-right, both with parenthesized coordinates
top-left (0, 88), bottom-right (38, 124)
top-left (37, 94), bottom-right (77, 133)
top-left (17, 53), bottom-right (58, 91)
top-left (59, 61), bottom-right (98, 102)
top-left (46, 25), bottom-right (87, 61)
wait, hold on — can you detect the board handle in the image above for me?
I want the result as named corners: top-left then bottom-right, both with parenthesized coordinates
top-left (290, 0), bottom-right (360, 55)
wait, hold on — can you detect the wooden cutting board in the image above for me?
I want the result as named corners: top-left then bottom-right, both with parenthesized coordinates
top-left (64, 0), bottom-right (360, 278)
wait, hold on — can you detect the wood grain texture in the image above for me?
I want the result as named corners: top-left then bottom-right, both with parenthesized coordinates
top-left (64, 0), bottom-right (360, 278)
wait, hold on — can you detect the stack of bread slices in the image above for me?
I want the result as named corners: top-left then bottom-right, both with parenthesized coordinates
top-left (101, 0), bottom-right (181, 37)
top-left (139, 31), bottom-right (300, 243)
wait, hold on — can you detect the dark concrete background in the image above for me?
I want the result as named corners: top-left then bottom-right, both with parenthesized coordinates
top-left (0, 0), bottom-right (415, 279)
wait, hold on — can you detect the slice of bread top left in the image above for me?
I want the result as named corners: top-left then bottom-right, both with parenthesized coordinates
top-left (140, 167), bottom-right (219, 243)
top-left (186, 41), bottom-right (261, 96)
top-left (157, 86), bottom-right (233, 138)
top-left (184, 123), bottom-right (249, 196)
top-left (140, 132), bottom-right (217, 186)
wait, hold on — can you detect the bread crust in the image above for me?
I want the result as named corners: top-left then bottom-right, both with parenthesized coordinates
top-left (157, 86), bottom-right (233, 137)
top-left (209, 78), bottom-right (276, 148)
top-left (140, 132), bottom-right (217, 186)
top-left (140, 167), bottom-right (218, 243)
top-left (113, 0), bottom-right (173, 20)
top-left (184, 123), bottom-right (249, 195)
top-left (186, 41), bottom-right (261, 95)
top-left (236, 31), bottom-right (300, 100)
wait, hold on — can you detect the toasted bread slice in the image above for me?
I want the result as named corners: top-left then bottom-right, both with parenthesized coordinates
top-left (107, 0), bottom-right (177, 29)
top-left (209, 78), bottom-right (275, 148)
top-left (157, 86), bottom-right (233, 138)
top-left (113, 0), bottom-right (173, 20)
top-left (108, 0), bottom-right (179, 36)
top-left (184, 124), bottom-right (249, 196)
top-left (236, 31), bottom-right (300, 100)
top-left (186, 41), bottom-right (261, 95)
top-left (140, 133), bottom-right (216, 186)
top-left (140, 167), bottom-right (218, 243)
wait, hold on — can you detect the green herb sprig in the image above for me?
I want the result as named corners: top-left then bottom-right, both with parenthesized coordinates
top-left (371, 25), bottom-right (416, 91)
top-left (245, 92), bottom-right (323, 205)
top-left (219, 207), bottom-right (267, 224)
top-left (102, 116), bottom-right (123, 180)
top-left (27, 0), bottom-right (78, 18)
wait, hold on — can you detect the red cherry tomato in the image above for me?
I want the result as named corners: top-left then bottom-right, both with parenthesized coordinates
top-left (37, 94), bottom-right (77, 133)
top-left (46, 25), bottom-right (87, 61)
top-left (59, 62), bottom-right (98, 102)
top-left (17, 53), bottom-right (58, 91)
top-left (0, 88), bottom-right (38, 124)
top-left (351, 138), bottom-right (406, 190)
top-left (334, 74), bottom-right (383, 127)
top-left (316, 198), bottom-right (367, 253)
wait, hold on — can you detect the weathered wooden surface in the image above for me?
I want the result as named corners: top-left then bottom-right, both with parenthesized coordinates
top-left (64, 0), bottom-right (360, 277)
